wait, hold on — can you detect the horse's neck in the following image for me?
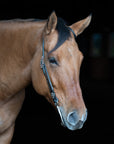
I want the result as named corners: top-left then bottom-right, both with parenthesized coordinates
top-left (0, 20), bottom-right (46, 61)
top-left (0, 20), bottom-right (46, 101)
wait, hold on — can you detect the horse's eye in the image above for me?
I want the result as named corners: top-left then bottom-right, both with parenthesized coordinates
top-left (48, 57), bottom-right (58, 65)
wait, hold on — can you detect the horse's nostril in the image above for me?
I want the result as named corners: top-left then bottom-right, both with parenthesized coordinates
top-left (67, 111), bottom-right (78, 126)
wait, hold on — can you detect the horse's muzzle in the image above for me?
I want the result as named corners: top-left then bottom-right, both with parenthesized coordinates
top-left (57, 106), bottom-right (87, 131)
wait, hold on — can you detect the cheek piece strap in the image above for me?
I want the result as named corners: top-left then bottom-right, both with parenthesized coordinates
top-left (40, 39), bottom-right (58, 106)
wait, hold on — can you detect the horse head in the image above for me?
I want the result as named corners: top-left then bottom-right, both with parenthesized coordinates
top-left (32, 12), bottom-right (92, 130)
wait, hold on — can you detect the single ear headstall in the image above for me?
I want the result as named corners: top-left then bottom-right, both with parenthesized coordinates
top-left (68, 27), bottom-right (77, 39)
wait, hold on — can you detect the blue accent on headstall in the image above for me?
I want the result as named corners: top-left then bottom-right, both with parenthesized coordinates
top-left (68, 27), bottom-right (77, 40)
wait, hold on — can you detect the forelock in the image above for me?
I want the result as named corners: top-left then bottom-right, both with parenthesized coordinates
top-left (48, 18), bottom-right (71, 54)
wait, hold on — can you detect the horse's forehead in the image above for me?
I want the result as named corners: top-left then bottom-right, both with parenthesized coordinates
top-left (47, 30), bottom-right (82, 61)
top-left (56, 39), bottom-right (80, 59)
top-left (55, 40), bottom-right (84, 74)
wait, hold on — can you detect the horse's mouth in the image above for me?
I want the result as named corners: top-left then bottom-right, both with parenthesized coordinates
top-left (57, 106), bottom-right (86, 131)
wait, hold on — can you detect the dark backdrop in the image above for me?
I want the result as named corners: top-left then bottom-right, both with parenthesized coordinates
top-left (0, 0), bottom-right (113, 143)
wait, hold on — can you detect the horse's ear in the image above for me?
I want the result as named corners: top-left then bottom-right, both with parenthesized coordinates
top-left (45, 11), bottom-right (57, 34)
top-left (70, 14), bottom-right (92, 36)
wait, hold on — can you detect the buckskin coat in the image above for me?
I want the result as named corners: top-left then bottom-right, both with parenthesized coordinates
top-left (0, 12), bottom-right (91, 143)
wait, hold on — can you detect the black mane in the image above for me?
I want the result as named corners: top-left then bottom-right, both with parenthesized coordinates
top-left (48, 17), bottom-right (71, 54)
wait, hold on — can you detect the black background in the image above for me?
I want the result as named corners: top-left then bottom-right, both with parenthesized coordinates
top-left (0, 0), bottom-right (114, 143)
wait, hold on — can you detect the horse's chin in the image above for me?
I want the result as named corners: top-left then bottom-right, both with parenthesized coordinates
top-left (57, 106), bottom-right (85, 131)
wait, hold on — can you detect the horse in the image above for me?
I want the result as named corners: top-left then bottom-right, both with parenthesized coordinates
top-left (0, 12), bottom-right (91, 144)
